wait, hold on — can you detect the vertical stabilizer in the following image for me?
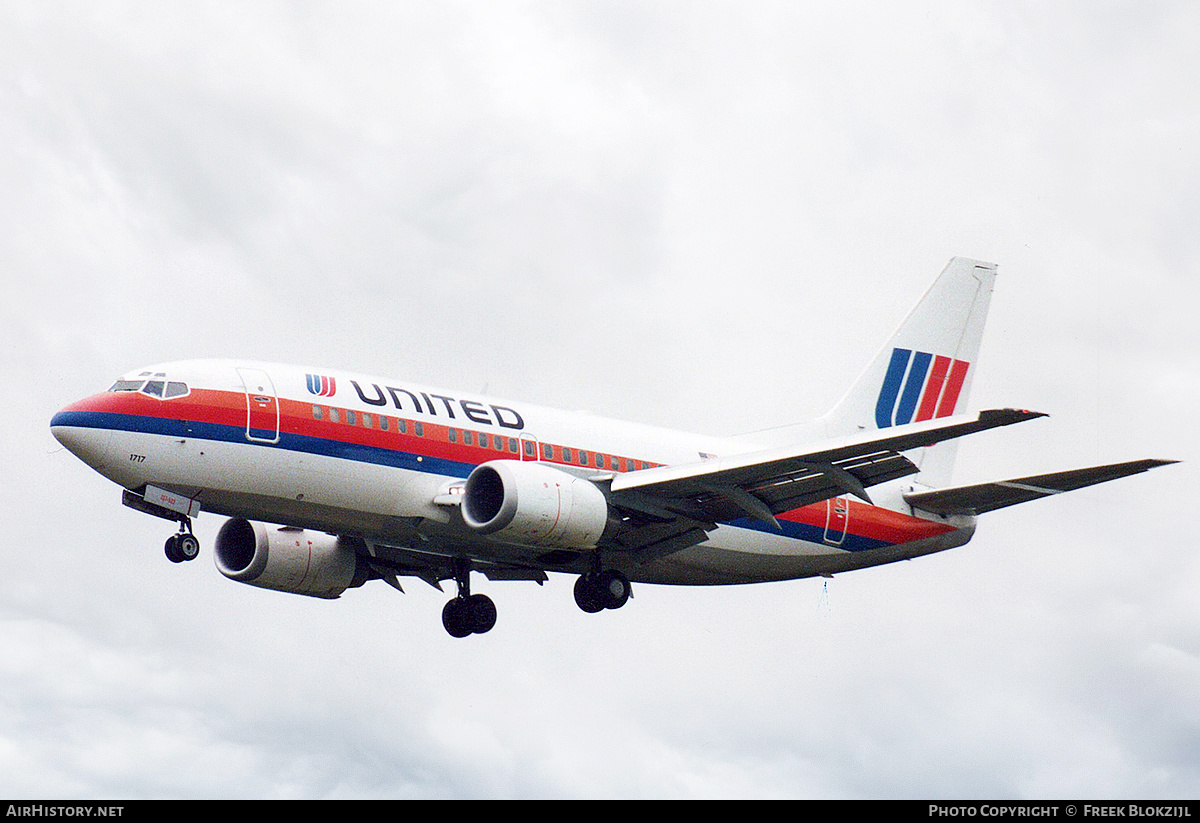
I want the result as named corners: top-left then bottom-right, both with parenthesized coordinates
top-left (823, 257), bottom-right (996, 486)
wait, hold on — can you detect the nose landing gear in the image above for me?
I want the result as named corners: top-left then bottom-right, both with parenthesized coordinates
top-left (164, 519), bottom-right (200, 563)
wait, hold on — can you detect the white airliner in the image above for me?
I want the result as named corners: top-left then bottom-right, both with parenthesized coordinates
top-left (51, 259), bottom-right (1174, 636)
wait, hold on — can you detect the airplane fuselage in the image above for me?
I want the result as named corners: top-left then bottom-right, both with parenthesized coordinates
top-left (51, 359), bottom-right (974, 586)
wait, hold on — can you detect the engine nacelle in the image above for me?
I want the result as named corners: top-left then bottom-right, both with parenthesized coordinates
top-left (461, 460), bottom-right (610, 548)
top-left (214, 517), bottom-right (360, 599)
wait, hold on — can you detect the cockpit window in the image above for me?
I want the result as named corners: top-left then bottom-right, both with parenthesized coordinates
top-left (107, 376), bottom-right (190, 399)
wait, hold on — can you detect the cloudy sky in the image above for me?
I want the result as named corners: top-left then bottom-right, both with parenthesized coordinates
top-left (4, 1), bottom-right (1199, 798)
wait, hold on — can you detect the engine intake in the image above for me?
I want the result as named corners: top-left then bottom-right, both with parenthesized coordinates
top-left (462, 461), bottom-right (609, 548)
top-left (214, 517), bottom-right (361, 599)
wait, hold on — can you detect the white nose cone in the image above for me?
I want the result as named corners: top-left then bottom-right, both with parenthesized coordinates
top-left (51, 414), bottom-right (115, 474)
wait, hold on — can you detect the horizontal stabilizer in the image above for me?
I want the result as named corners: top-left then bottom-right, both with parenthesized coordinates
top-left (903, 459), bottom-right (1178, 516)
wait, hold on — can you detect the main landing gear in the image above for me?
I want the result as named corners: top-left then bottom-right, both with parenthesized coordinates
top-left (164, 519), bottom-right (200, 563)
top-left (573, 568), bottom-right (631, 613)
top-left (442, 559), bottom-right (497, 638)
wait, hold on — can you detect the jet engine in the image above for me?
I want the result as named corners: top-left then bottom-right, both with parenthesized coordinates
top-left (214, 517), bottom-right (363, 599)
top-left (461, 460), bottom-right (610, 548)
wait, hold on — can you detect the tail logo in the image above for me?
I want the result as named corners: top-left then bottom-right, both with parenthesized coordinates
top-left (306, 374), bottom-right (337, 397)
top-left (875, 348), bottom-right (969, 428)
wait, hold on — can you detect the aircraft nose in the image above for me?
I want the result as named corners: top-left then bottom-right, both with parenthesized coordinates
top-left (50, 410), bottom-right (82, 450)
top-left (51, 406), bottom-right (115, 471)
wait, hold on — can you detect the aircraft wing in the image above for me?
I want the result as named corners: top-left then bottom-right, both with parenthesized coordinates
top-left (359, 538), bottom-right (550, 592)
top-left (902, 458), bottom-right (1178, 516)
top-left (605, 408), bottom-right (1045, 537)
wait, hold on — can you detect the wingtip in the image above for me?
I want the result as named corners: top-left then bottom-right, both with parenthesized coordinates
top-left (979, 408), bottom-right (1048, 425)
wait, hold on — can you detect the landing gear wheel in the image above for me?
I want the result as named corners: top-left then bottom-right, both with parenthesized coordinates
top-left (466, 593), bottom-right (497, 634)
top-left (441, 559), bottom-right (498, 637)
top-left (442, 594), bottom-right (497, 637)
top-left (442, 597), bottom-right (473, 638)
top-left (176, 533), bottom-right (200, 561)
top-left (597, 569), bottom-right (631, 610)
top-left (165, 531), bottom-right (200, 563)
top-left (575, 570), bottom-right (632, 612)
top-left (573, 574), bottom-right (606, 613)
top-left (164, 535), bottom-right (185, 563)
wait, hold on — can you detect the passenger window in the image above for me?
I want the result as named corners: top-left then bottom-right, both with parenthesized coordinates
top-left (595, 454), bottom-right (606, 469)
top-left (463, 431), bottom-right (473, 445)
top-left (509, 439), bottom-right (518, 454)
top-left (562, 447), bottom-right (572, 463)
top-left (522, 439), bottom-right (534, 456)
top-left (414, 421), bottom-right (423, 437)
top-left (380, 416), bottom-right (389, 431)
top-left (329, 408), bottom-right (340, 423)
top-left (398, 419), bottom-right (407, 434)
top-left (579, 451), bottom-right (589, 466)
top-left (478, 432), bottom-right (488, 448)
top-left (362, 413), bottom-right (372, 428)
top-left (312, 405), bottom-right (323, 420)
top-left (448, 429), bottom-right (458, 443)
top-left (346, 410), bottom-right (356, 425)
top-left (495, 436), bottom-right (506, 451)
top-left (541, 443), bottom-right (553, 459)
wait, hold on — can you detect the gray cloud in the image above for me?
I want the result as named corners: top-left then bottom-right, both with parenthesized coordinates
top-left (4, 1), bottom-right (1198, 798)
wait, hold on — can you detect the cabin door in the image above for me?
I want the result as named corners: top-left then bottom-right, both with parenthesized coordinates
top-left (824, 495), bottom-right (850, 546)
top-left (237, 367), bottom-right (280, 444)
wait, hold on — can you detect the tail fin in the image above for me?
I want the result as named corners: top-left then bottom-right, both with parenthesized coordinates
top-left (823, 257), bottom-right (997, 486)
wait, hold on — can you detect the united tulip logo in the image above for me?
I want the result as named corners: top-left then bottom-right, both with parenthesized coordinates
top-left (306, 374), bottom-right (337, 397)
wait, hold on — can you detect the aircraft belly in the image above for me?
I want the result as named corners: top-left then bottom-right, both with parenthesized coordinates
top-left (629, 522), bottom-right (975, 585)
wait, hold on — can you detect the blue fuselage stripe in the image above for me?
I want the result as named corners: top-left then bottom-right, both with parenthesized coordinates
top-left (727, 516), bottom-right (890, 552)
top-left (51, 410), bottom-right (477, 479)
